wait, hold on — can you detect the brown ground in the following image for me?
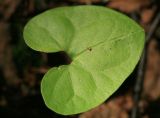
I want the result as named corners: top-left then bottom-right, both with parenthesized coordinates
top-left (0, 0), bottom-right (160, 118)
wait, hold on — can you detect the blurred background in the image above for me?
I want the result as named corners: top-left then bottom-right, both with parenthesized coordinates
top-left (0, 0), bottom-right (160, 118)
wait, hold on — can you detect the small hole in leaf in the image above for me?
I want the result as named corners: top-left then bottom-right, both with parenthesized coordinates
top-left (87, 47), bottom-right (92, 51)
top-left (47, 51), bottom-right (72, 67)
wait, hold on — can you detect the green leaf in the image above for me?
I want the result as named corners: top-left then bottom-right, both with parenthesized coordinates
top-left (23, 6), bottom-right (145, 115)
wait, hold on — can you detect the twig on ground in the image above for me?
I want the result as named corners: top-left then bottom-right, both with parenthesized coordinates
top-left (131, 11), bottom-right (160, 118)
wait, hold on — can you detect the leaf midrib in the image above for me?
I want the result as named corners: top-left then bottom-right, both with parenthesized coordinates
top-left (71, 30), bottom-right (143, 61)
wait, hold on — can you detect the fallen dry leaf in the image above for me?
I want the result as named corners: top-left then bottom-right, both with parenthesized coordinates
top-left (108, 0), bottom-right (150, 13)
top-left (79, 95), bottom-right (133, 118)
top-left (141, 7), bottom-right (156, 24)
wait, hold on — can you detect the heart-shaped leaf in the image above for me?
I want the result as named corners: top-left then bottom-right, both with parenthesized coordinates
top-left (23, 6), bottom-right (145, 115)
